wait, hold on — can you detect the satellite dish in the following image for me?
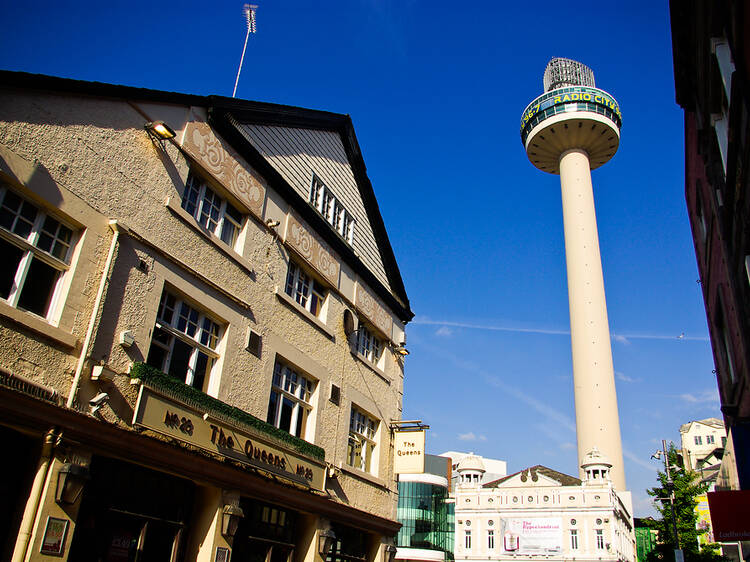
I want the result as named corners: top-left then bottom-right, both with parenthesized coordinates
top-left (343, 309), bottom-right (355, 336)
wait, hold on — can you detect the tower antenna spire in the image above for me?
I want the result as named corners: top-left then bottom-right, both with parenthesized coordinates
top-left (232, 4), bottom-right (258, 98)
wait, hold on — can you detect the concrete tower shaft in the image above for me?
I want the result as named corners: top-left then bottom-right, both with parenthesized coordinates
top-left (520, 59), bottom-right (626, 491)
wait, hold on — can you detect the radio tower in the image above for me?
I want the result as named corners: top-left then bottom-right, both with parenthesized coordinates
top-left (520, 58), bottom-right (626, 490)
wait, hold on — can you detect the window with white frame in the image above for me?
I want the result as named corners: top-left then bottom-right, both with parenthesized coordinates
top-left (146, 289), bottom-right (222, 392)
top-left (570, 530), bottom-right (578, 550)
top-left (707, 434), bottom-right (715, 444)
top-left (695, 435), bottom-right (702, 445)
top-left (181, 170), bottom-right (244, 249)
top-left (596, 529), bottom-right (604, 550)
top-left (267, 359), bottom-right (315, 439)
top-left (487, 530), bottom-right (494, 549)
top-left (285, 260), bottom-right (326, 317)
top-left (464, 530), bottom-right (471, 549)
top-left (0, 187), bottom-right (75, 319)
top-left (347, 406), bottom-right (377, 472)
top-left (308, 175), bottom-right (355, 244)
top-left (356, 323), bottom-right (383, 365)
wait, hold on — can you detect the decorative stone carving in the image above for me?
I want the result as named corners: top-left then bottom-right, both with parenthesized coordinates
top-left (355, 284), bottom-right (393, 340)
top-left (286, 214), bottom-right (340, 286)
top-left (181, 121), bottom-right (265, 218)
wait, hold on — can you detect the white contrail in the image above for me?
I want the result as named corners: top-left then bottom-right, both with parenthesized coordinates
top-left (413, 318), bottom-right (570, 336)
top-left (412, 318), bottom-right (709, 342)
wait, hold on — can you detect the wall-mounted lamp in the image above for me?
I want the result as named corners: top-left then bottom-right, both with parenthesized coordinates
top-left (56, 463), bottom-right (90, 505)
top-left (318, 529), bottom-right (336, 557)
top-left (221, 504), bottom-right (245, 538)
top-left (119, 330), bottom-right (135, 348)
top-left (266, 219), bottom-right (281, 229)
top-left (144, 121), bottom-right (176, 141)
top-left (385, 545), bottom-right (398, 562)
top-left (393, 345), bottom-right (409, 357)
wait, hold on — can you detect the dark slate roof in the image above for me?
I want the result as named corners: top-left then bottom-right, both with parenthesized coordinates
top-left (484, 465), bottom-right (582, 488)
top-left (0, 70), bottom-right (413, 322)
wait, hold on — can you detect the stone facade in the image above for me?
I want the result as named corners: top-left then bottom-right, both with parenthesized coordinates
top-left (0, 72), bottom-right (412, 562)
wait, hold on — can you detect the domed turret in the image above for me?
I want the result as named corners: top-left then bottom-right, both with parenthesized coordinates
top-left (581, 447), bottom-right (613, 485)
top-left (456, 454), bottom-right (485, 486)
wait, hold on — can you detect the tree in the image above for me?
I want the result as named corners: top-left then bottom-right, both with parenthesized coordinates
top-left (645, 443), bottom-right (727, 562)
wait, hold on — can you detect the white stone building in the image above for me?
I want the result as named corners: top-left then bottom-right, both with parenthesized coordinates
top-left (679, 418), bottom-right (727, 471)
top-left (453, 452), bottom-right (634, 562)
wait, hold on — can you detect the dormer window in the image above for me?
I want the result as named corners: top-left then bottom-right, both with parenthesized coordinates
top-left (309, 175), bottom-right (355, 244)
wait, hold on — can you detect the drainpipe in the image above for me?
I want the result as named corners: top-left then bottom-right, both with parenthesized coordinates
top-left (12, 427), bottom-right (59, 562)
top-left (67, 220), bottom-right (123, 409)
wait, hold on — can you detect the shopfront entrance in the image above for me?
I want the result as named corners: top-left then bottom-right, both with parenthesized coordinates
top-left (232, 498), bottom-right (298, 562)
top-left (326, 524), bottom-right (369, 562)
top-left (68, 456), bottom-right (195, 561)
top-left (0, 426), bottom-right (40, 561)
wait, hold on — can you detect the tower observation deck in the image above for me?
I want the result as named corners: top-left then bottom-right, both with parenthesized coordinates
top-left (520, 58), bottom-right (627, 491)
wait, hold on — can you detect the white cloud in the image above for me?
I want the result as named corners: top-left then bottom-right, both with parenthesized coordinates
top-left (679, 388), bottom-right (720, 405)
top-left (631, 491), bottom-right (658, 515)
top-left (615, 371), bottom-right (638, 383)
top-left (436, 326), bottom-right (454, 337)
top-left (458, 432), bottom-right (486, 442)
top-left (560, 442), bottom-right (576, 450)
top-left (612, 334), bottom-right (630, 345)
top-left (623, 448), bottom-right (660, 472)
top-left (485, 375), bottom-right (576, 434)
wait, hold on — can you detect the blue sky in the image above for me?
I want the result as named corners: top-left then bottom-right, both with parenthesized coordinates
top-left (0, 1), bottom-right (720, 516)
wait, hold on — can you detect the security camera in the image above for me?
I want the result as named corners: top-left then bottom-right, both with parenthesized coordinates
top-left (90, 392), bottom-right (110, 406)
top-left (89, 392), bottom-right (110, 415)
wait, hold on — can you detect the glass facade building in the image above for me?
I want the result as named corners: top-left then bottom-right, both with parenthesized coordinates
top-left (396, 474), bottom-right (454, 561)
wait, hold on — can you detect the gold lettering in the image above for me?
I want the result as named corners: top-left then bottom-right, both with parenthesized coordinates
top-left (554, 96), bottom-right (561, 103)
top-left (563, 94), bottom-right (571, 102)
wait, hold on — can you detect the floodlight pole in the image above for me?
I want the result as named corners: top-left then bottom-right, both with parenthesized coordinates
top-left (660, 439), bottom-right (681, 552)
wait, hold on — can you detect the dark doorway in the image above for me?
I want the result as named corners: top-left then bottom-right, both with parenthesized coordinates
top-left (0, 426), bottom-right (40, 561)
top-left (68, 456), bottom-right (195, 562)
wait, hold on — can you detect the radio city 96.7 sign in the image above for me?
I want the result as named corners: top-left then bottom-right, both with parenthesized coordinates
top-left (393, 430), bottom-right (426, 474)
top-left (520, 86), bottom-right (622, 135)
top-left (133, 386), bottom-right (325, 490)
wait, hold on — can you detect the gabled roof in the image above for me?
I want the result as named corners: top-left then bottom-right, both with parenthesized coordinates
top-left (679, 417), bottom-right (725, 433)
top-left (484, 465), bottom-right (581, 488)
top-left (0, 70), bottom-right (413, 322)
